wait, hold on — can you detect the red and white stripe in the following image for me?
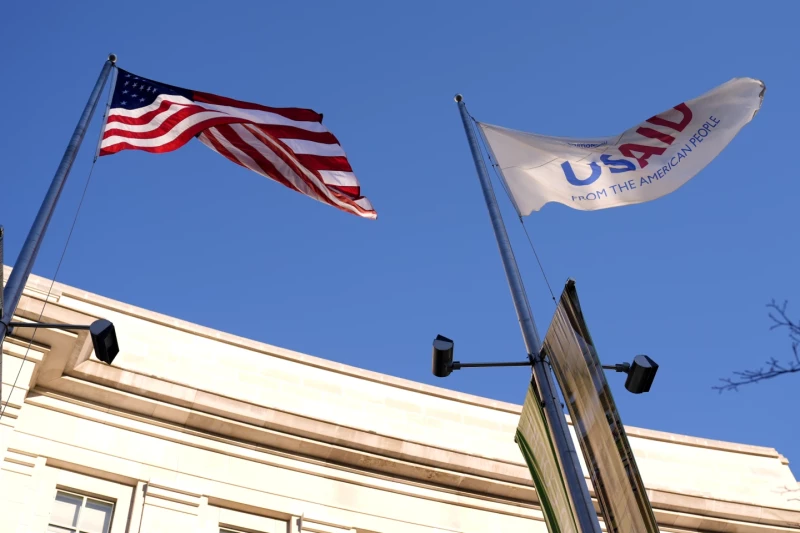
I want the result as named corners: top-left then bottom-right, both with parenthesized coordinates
top-left (101, 92), bottom-right (376, 219)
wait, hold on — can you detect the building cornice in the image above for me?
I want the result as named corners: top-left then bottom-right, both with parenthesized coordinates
top-left (4, 266), bottom-right (799, 532)
top-left (3, 267), bottom-right (786, 461)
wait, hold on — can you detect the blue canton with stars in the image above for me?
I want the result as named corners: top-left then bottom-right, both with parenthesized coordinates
top-left (111, 68), bottom-right (194, 110)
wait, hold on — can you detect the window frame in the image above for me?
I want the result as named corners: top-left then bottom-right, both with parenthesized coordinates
top-left (47, 489), bottom-right (116, 533)
top-left (211, 504), bottom-right (289, 533)
top-left (32, 465), bottom-right (135, 533)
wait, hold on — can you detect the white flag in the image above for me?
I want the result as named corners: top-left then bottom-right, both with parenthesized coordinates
top-left (479, 78), bottom-right (764, 215)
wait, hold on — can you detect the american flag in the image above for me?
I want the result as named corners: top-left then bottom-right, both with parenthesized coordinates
top-left (100, 68), bottom-right (376, 219)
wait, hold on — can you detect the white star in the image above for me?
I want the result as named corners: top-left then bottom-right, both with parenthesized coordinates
top-left (139, 97), bottom-right (145, 102)
top-left (124, 74), bottom-right (130, 78)
top-left (122, 89), bottom-right (128, 94)
top-left (131, 94), bottom-right (138, 98)
top-left (132, 82), bottom-right (138, 88)
top-left (124, 80), bottom-right (129, 86)
top-left (121, 100), bottom-right (127, 105)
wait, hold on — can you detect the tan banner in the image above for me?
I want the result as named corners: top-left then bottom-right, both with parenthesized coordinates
top-left (543, 280), bottom-right (658, 533)
top-left (516, 383), bottom-right (578, 533)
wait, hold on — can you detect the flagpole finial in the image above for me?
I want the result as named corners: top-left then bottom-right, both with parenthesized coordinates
top-left (108, 53), bottom-right (117, 64)
top-left (454, 94), bottom-right (463, 103)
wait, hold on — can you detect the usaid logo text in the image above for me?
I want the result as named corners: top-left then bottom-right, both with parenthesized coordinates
top-left (563, 103), bottom-right (695, 186)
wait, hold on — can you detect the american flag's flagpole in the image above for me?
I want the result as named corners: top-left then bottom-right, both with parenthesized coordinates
top-left (94, 65), bottom-right (119, 161)
top-left (454, 95), bottom-right (602, 533)
top-left (0, 54), bottom-right (116, 407)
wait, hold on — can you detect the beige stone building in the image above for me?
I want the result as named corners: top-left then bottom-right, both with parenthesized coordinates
top-left (1, 267), bottom-right (799, 533)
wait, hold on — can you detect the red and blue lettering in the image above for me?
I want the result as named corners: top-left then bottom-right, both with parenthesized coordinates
top-left (562, 102), bottom-right (694, 186)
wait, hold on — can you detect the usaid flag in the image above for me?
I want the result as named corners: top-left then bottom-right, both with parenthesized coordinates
top-left (479, 78), bottom-right (764, 214)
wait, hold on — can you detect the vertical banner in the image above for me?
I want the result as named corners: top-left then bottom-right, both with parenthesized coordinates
top-left (516, 383), bottom-right (579, 533)
top-left (543, 280), bottom-right (658, 533)
top-left (0, 226), bottom-right (4, 319)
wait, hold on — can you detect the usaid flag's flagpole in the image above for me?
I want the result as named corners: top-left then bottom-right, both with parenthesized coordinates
top-left (454, 95), bottom-right (602, 533)
top-left (0, 55), bottom-right (117, 404)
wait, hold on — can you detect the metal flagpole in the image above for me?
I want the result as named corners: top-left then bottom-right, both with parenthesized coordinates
top-left (94, 65), bottom-right (118, 160)
top-left (454, 95), bottom-right (602, 533)
top-left (0, 54), bottom-right (116, 406)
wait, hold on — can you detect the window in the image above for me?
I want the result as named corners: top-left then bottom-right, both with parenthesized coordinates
top-left (213, 505), bottom-right (287, 533)
top-left (47, 490), bottom-right (114, 533)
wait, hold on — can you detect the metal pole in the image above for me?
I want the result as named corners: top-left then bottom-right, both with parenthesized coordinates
top-left (1, 226), bottom-right (4, 320)
top-left (0, 54), bottom-right (116, 408)
top-left (94, 65), bottom-right (118, 160)
top-left (8, 323), bottom-right (91, 331)
top-left (454, 95), bottom-right (601, 533)
top-left (453, 360), bottom-right (532, 369)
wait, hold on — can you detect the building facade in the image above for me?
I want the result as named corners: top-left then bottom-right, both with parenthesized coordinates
top-left (1, 267), bottom-right (799, 533)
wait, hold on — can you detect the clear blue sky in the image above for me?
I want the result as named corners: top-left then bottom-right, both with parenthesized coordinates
top-left (3, 1), bottom-right (798, 477)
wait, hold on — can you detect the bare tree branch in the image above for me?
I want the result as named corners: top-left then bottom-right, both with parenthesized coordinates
top-left (776, 484), bottom-right (800, 503)
top-left (714, 300), bottom-right (800, 392)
